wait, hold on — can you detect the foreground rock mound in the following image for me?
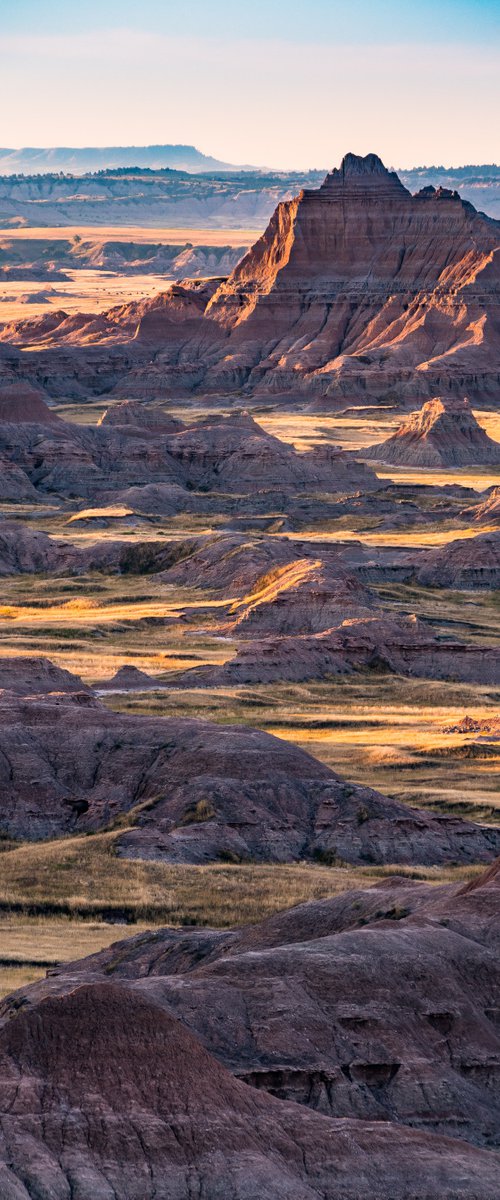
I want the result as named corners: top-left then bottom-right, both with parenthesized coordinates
top-left (1, 657), bottom-right (499, 866)
top-left (364, 397), bottom-right (500, 467)
top-left (0, 981), bottom-right (496, 1200)
top-left (2, 865), bottom-right (500, 1195)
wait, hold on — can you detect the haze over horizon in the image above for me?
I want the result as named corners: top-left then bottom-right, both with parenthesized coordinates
top-left (0, 0), bottom-right (499, 171)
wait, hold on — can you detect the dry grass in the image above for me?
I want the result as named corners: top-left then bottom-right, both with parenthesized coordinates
top-left (0, 830), bottom-right (478, 928)
top-left (0, 573), bottom-right (234, 681)
top-left (286, 524), bottom-right (500, 547)
top-left (0, 917), bottom-right (151, 998)
top-left (0, 831), bottom-right (485, 998)
top-left (108, 672), bottom-right (500, 816)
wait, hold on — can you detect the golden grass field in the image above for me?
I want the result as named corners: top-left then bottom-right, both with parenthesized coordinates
top-left (0, 225), bottom-right (259, 321)
top-left (0, 834), bottom-right (484, 997)
top-left (0, 226), bottom-right (260, 246)
top-left (1, 316), bottom-right (500, 999)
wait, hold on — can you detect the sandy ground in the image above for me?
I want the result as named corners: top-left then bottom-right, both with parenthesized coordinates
top-left (0, 225), bottom-right (260, 245)
top-left (0, 224), bottom-right (259, 320)
top-left (0, 268), bottom-right (173, 320)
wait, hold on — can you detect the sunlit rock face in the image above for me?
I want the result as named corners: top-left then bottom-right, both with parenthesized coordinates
top-left (364, 397), bottom-right (500, 467)
top-left (2, 151), bottom-right (499, 404)
top-left (199, 153), bottom-right (500, 401)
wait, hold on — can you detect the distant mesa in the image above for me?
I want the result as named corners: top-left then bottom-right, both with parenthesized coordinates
top-left (364, 398), bottom-right (500, 467)
top-left (0, 142), bottom-right (241, 175)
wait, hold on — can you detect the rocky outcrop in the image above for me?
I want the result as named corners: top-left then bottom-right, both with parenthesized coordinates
top-left (364, 398), bottom-right (500, 467)
top-left (0, 981), bottom-right (497, 1200)
top-left (228, 558), bottom-right (374, 636)
top-left (3, 153), bottom-right (500, 404)
top-left (181, 613), bottom-right (500, 688)
top-left (468, 485), bottom-right (500, 525)
top-left (162, 412), bottom-right (378, 494)
top-left (0, 524), bottom-right (80, 575)
top-left (1, 657), bottom-right (499, 865)
top-left (417, 530), bottom-right (500, 588)
top-left (97, 399), bottom-right (183, 434)
top-left (95, 664), bottom-right (160, 691)
top-left (0, 397), bottom-right (377, 502)
top-left (0, 655), bottom-right (89, 695)
top-left (0, 381), bottom-right (61, 424)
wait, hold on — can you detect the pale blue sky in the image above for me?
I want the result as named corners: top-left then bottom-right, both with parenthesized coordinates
top-left (0, 0), bottom-right (498, 166)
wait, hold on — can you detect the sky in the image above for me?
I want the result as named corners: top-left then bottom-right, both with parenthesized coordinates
top-left (0, 0), bottom-right (499, 168)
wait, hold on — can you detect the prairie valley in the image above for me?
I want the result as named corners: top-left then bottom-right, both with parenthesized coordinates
top-left (1, 134), bottom-right (500, 1198)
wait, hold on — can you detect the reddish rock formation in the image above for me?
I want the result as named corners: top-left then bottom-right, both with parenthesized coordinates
top-left (0, 460), bottom-right (38, 501)
top-left (2, 864), bottom-right (500, 1194)
top-left (0, 523), bottom-right (73, 575)
top-left (98, 398), bottom-right (183, 435)
top-left (0, 981), bottom-right (497, 1200)
top-left (181, 613), bottom-right (500, 688)
top-left (444, 713), bottom-right (500, 735)
top-left (0, 655), bottom-right (89, 695)
top-left (95, 664), bottom-right (160, 691)
top-left (0, 381), bottom-right (61, 424)
top-left (1, 657), bottom-right (499, 866)
top-left (162, 411), bottom-right (377, 494)
top-left (2, 153), bottom-right (500, 403)
top-left (417, 529), bottom-right (500, 588)
top-left (468, 485), bottom-right (500, 525)
top-left (0, 399), bottom-right (376, 502)
top-left (364, 397), bottom-right (500, 467)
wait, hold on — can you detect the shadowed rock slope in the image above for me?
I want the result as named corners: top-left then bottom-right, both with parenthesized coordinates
top-left (1, 657), bottom-right (500, 866)
top-left (0, 979), bottom-right (497, 1200)
top-left (1, 865), bottom-right (500, 1196)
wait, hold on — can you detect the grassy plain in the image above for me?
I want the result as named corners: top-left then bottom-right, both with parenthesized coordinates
top-left (1, 395), bottom-right (499, 1000)
top-left (0, 835), bottom-right (483, 997)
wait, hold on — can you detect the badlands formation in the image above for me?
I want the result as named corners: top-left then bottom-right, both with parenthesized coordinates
top-left (1, 153), bottom-right (500, 404)
top-left (1, 152), bottom-right (500, 1196)
top-left (365, 396), bottom-right (500, 466)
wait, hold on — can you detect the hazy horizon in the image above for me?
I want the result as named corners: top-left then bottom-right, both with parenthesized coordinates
top-left (1, 0), bottom-right (499, 171)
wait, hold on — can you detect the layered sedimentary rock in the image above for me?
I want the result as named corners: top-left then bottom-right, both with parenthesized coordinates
top-left (468, 485), bottom-right (500, 525)
top-left (1, 656), bottom-right (499, 865)
top-left (364, 397), bottom-right (500, 466)
top-left (1, 864), bottom-right (500, 1196)
top-left (0, 395), bottom-right (377, 502)
top-left (2, 152), bottom-right (500, 403)
top-left (181, 613), bottom-right (500, 688)
top-left (417, 529), bottom-right (500, 588)
top-left (228, 558), bottom-right (374, 636)
top-left (0, 980), bottom-right (497, 1200)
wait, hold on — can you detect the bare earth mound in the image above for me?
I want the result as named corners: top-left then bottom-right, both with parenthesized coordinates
top-left (1, 657), bottom-right (499, 866)
top-left (364, 397), bottom-right (500, 467)
top-left (1, 864), bottom-right (500, 1196)
top-left (0, 980), bottom-right (497, 1199)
